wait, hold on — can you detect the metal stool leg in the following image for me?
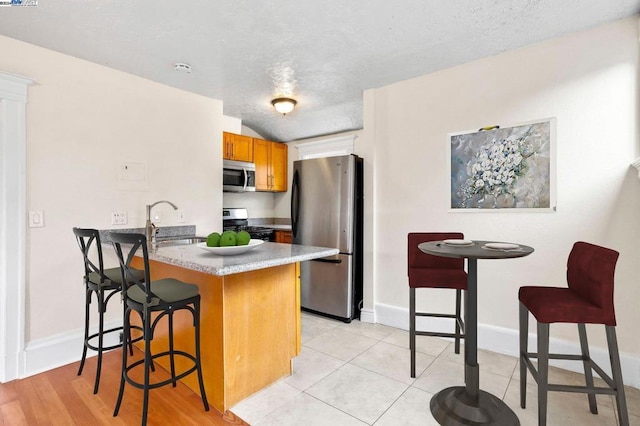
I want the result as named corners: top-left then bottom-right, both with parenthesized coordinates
top-left (93, 289), bottom-right (107, 394)
top-left (606, 326), bottom-right (629, 426)
top-left (577, 323), bottom-right (597, 414)
top-left (454, 289), bottom-right (462, 354)
top-left (141, 307), bottom-right (152, 426)
top-left (113, 307), bottom-right (130, 417)
top-left (519, 302), bottom-right (529, 409)
top-left (194, 297), bottom-right (209, 411)
top-left (409, 288), bottom-right (416, 378)
top-left (537, 322), bottom-right (550, 426)
top-left (169, 311), bottom-right (177, 387)
top-left (78, 287), bottom-right (91, 376)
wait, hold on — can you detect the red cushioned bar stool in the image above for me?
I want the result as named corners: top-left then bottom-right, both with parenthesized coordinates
top-left (408, 232), bottom-right (468, 378)
top-left (519, 241), bottom-right (629, 426)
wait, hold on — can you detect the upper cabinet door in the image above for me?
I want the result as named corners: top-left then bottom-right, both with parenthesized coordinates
top-left (253, 138), bottom-right (271, 191)
top-left (253, 138), bottom-right (288, 192)
top-left (223, 132), bottom-right (254, 162)
top-left (270, 142), bottom-right (288, 192)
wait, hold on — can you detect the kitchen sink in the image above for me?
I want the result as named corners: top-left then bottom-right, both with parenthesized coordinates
top-left (156, 236), bottom-right (206, 246)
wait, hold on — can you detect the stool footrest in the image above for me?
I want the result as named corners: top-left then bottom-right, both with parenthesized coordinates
top-left (547, 384), bottom-right (618, 395)
top-left (123, 350), bottom-right (199, 391)
top-left (85, 326), bottom-right (124, 352)
top-left (522, 352), bottom-right (618, 394)
top-left (525, 352), bottom-right (584, 361)
top-left (414, 312), bottom-right (465, 332)
top-left (85, 324), bottom-right (144, 352)
top-left (414, 330), bottom-right (465, 339)
top-left (415, 312), bottom-right (457, 319)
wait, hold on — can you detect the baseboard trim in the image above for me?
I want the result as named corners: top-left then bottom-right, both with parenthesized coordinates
top-left (375, 302), bottom-right (640, 389)
top-left (359, 308), bottom-right (375, 324)
top-left (19, 307), bottom-right (640, 390)
top-left (22, 321), bottom-right (120, 379)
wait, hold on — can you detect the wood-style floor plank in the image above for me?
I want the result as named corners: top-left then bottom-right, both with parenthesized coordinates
top-left (0, 399), bottom-right (28, 425)
top-left (0, 349), bottom-right (250, 425)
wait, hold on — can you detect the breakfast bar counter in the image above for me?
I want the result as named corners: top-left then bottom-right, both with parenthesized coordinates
top-left (147, 240), bottom-right (337, 276)
top-left (129, 242), bottom-right (338, 412)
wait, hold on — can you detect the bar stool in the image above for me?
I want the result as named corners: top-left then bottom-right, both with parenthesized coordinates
top-left (519, 241), bottom-right (629, 426)
top-left (408, 232), bottom-right (467, 378)
top-left (73, 227), bottom-right (144, 394)
top-left (110, 232), bottom-right (209, 425)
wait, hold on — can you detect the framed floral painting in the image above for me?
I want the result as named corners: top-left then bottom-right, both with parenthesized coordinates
top-left (449, 118), bottom-right (556, 211)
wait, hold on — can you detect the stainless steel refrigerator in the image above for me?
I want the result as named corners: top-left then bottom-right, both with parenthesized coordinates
top-left (291, 154), bottom-right (363, 322)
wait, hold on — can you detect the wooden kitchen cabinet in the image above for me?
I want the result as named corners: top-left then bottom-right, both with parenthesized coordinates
top-left (275, 230), bottom-right (292, 243)
top-left (223, 132), bottom-right (253, 162)
top-left (254, 138), bottom-right (288, 192)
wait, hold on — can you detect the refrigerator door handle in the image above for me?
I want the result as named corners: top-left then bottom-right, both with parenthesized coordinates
top-left (291, 169), bottom-right (300, 238)
top-left (311, 257), bottom-right (343, 264)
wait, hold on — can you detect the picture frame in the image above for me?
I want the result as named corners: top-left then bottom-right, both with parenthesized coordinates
top-left (448, 117), bottom-right (556, 211)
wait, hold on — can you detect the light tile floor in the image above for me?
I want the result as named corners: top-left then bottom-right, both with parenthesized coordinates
top-left (231, 312), bottom-right (640, 425)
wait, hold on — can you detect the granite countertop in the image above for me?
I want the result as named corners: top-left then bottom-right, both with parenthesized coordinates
top-left (147, 242), bottom-right (337, 276)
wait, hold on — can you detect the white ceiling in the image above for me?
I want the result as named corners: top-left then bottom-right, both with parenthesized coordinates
top-left (1, 1), bottom-right (638, 142)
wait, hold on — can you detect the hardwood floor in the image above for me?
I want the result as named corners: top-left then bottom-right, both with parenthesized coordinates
top-left (0, 349), bottom-right (249, 425)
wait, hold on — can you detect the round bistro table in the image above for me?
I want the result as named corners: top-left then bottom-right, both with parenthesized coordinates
top-left (418, 240), bottom-right (534, 426)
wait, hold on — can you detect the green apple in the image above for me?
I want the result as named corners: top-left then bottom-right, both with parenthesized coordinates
top-left (206, 232), bottom-right (221, 247)
top-left (220, 231), bottom-right (237, 247)
top-left (236, 230), bottom-right (251, 246)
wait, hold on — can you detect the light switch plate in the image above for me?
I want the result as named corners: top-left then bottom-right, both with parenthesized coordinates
top-left (153, 211), bottom-right (162, 222)
top-left (176, 210), bottom-right (186, 223)
top-left (29, 210), bottom-right (44, 228)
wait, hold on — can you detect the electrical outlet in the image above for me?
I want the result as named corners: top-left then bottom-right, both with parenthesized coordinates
top-left (111, 211), bottom-right (127, 225)
top-left (153, 211), bottom-right (162, 222)
top-left (176, 209), bottom-right (186, 223)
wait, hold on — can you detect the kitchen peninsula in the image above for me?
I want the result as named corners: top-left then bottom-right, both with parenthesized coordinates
top-left (129, 241), bottom-right (338, 412)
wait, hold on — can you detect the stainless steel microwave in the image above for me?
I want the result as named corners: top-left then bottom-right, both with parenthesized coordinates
top-left (223, 159), bottom-right (256, 192)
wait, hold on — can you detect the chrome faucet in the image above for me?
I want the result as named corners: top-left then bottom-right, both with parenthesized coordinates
top-left (145, 200), bottom-right (179, 246)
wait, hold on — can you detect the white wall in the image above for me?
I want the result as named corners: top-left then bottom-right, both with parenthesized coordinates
top-left (0, 35), bottom-right (224, 351)
top-left (224, 115), bottom-right (242, 134)
top-left (363, 17), bottom-right (640, 380)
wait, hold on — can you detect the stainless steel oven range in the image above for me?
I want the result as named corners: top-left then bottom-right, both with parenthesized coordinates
top-left (222, 208), bottom-right (274, 241)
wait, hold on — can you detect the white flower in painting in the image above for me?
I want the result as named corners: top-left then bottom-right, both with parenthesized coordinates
top-left (460, 127), bottom-right (534, 205)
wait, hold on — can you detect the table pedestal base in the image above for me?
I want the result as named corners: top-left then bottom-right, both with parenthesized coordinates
top-left (430, 386), bottom-right (519, 425)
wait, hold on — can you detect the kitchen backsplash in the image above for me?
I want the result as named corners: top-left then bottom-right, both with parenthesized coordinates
top-left (249, 217), bottom-right (291, 226)
top-left (223, 191), bottom-right (276, 219)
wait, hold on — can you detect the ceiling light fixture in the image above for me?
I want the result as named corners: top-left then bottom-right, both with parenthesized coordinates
top-left (271, 97), bottom-right (297, 115)
top-left (174, 62), bottom-right (192, 73)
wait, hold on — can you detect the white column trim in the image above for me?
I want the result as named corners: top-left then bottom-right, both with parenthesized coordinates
top-left (295, 134), bottom-right (356, 159)
top-left (0, 70), bottom-right (34, 382)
